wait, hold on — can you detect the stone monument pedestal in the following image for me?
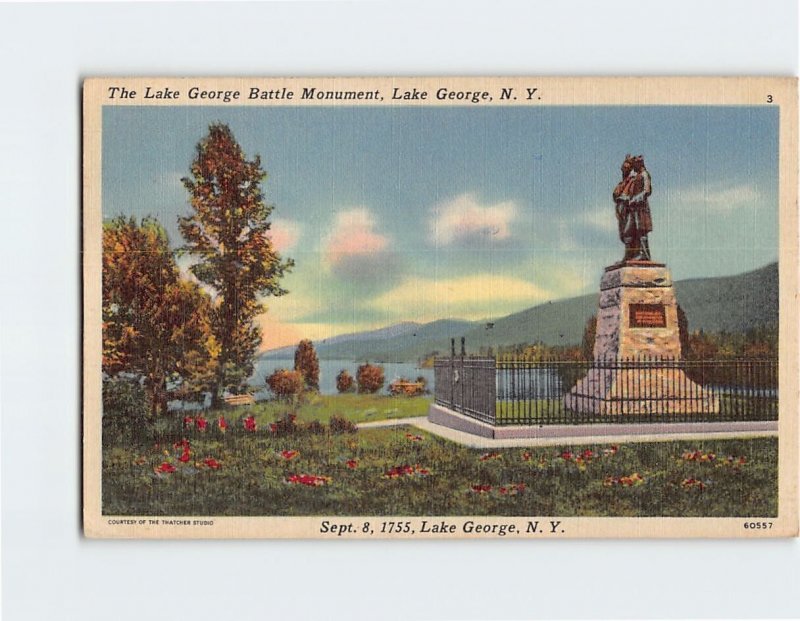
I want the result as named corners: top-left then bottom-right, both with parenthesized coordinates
top-left (564, 261), bottom-right (718, 415)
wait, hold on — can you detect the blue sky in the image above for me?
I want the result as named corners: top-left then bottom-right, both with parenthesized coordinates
top-left (103, 105), bottom-right (779, 349)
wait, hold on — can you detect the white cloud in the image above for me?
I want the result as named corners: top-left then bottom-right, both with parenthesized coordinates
top-left (154, 170), bottom-right (185, 191)
top-left (267, 218), bottom-right (302, 253)
top-left (677, 183), bottom-right (761, 212)
top-left (324, 208), bottom-right (389, 264)
top-left (430, 193), bottom-right (518, 246)
top-left (323, 207), bottom-right (399, 285)
top-left (175, 254), bottom-right (216, 298)
top-left (369, 273), bottom-right (551, 321)
top-left (582, 205), bottom-right (618, 234)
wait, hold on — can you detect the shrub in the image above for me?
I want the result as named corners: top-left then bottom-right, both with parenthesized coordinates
top-left (336, 369), bottom-right (355, 393)
top-left (270, 413), bottom-right (298, 436)
top-left (304, 420), bottom-right (325, 435)
top-left (102, 376), bottom-right (151, 444)
top-left (329, 415), bottom-right (358, 434)
top-left (266, 368), bottom-right (304, 400)
top-left (294, 339), bottom-right (320, 391)
top-left (356, 363), bottom-right (385, 394)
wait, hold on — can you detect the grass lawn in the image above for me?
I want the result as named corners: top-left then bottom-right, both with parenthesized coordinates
top-left (495, 396), bottom-right (778, 423)
top-left (232, 393), bottom-right (431, 426)
top-left (103, 398), bottom-right (777, 517)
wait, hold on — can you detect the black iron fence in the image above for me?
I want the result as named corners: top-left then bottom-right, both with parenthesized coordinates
top-left (434, 355), bottom-right (778, 426)
top-left (434, 356), bottom-right (497, 424)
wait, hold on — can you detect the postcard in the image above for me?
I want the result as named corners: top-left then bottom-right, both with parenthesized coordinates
top-left (83, 77), bottom-right (798, 538)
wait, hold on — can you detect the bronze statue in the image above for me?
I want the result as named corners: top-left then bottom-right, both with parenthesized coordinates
top-left (613, 154), bottom-right (652, 261)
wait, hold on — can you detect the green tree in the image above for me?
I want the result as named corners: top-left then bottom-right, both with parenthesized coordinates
top-left (677, 304), bottom-right (690, 358)
top-left (294, 339), bottom-right (320, 391)
top-left (103, 216), bottom-right (217, 416)
top-left (179, 123), bottom-right (294, 405)
top-left (581, 314), bottom-right (597, 360)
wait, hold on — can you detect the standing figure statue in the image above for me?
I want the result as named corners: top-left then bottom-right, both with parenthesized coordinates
top-left (613, 154), bottom-right (653, 261)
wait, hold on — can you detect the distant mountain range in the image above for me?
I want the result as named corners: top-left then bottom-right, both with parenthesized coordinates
top-left (261, 262), bottom-right (778, 363)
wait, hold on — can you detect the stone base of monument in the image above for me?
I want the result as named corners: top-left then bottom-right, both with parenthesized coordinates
top-left (563, 367), bottom-right (720, 415)
top-left (564, 261), bottom-right (720, 416)
top-left (594, 261), bottom-right (679, 358)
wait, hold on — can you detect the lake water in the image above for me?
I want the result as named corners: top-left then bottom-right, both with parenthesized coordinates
top-left (251, 358), bottom-right (435, 397)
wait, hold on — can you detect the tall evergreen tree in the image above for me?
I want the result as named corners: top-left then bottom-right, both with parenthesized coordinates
top-left (179, 123), bottom-right (294, 405)
top-left (581, 315), bottom-right (597, 361)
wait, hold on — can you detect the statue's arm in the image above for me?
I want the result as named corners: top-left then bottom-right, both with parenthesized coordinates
top-left (630, 170), bottom-right (652, 204)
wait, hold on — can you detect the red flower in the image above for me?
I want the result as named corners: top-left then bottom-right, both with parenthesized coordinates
top-left (269, 423), bottom-right (277, 433)
top-left (155, 462), bottom-right (176, 474)
top-left (195, 416), bottom-right (208, 432)
top-left (560, 450), bottom-right (573, 461)
top-left (345, 459), bottom-right (359, 469)
top-left (203, 457), bottom-right (221, 470)
top-left (521, 451), bottom-right (532, 462)
top-left (280, 450), bottom-right (300, 460)
top-left (581, 448), bottom-right (594, 460)
top-left (286, 474), bottom-right (331, 486)
top-left (680, 477), bottom-right (706, 490)
top-left (681, 449), bottom-right (716, 463)
top-left (499, 483), bottom-right (525, 496)
top-left (605, 473), bottom-right (644, 487)
top-left (173, 438), bottom-right (190, 451)
top-left (182, 416), bottom-right (194, 430)
top-left (471, 484), bottom-right (492, 493)
top-left (217, 416), bottom-right (228, 432)
top-left (243, 416), bottom-right (257, 432)
top-left (382, 464), bottom-right (429, 478)
top-left (405, 433), bottom-right (423, 442)
top-left (479, 452), bottom-right (502, 462)
top-left (178, 450), bottom-right (191, 463)
top-left (383, 464), bottom-right (416, 478)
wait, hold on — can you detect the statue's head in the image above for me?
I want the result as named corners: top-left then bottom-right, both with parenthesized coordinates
top-left (621, 154), bottom-right (634, 175)
top-left (632, 155), bottom-right (645, 171)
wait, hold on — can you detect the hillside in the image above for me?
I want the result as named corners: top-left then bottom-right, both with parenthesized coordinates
top-left (672, 263), bottom-right (778, 334)
top-left (260, 262), bottom-right (778, 362)
top-left (262, 321), bottom-right (422, 359)
top-left (261, 319), bottom-right (477, 361)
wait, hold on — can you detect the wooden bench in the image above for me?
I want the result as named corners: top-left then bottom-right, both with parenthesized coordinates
top-left (223, 394), bottom-right (255, 407)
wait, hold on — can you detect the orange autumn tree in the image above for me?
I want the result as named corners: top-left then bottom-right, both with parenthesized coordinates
top-left (294, 339), bottom-right (320, 391)
top-left (179, 123), bottom-right (294, 406)
top-left (102, 216), bottom-right (217, 416)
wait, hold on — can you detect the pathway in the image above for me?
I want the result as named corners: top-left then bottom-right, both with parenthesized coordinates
top-left (357, 416), bottom-right (778, 448)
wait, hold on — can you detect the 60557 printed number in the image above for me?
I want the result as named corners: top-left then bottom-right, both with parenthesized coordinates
top-left (743, 521), bottom-right (773, 530)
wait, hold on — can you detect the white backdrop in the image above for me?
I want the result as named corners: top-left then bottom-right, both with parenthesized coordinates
top-left (1, 2), bottom-right (798, 620)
